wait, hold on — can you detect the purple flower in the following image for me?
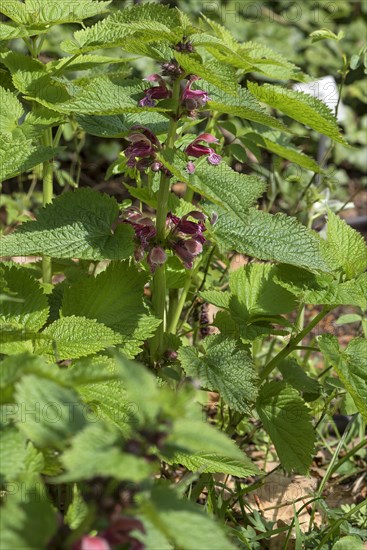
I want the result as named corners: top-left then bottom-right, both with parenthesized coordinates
top-left (73, 535), bottom-right (111, 550)
top-left (182, 77), bottom-right (210, 111)
top-left (161, 60), bottom-right (184, 78)
top-left (172, 239), bottom-right (202, 269)
top-left (185, 134), bottom-right (221, 166)
top-left (122, 207), bottom-right (156, 251)
top-left (124, 127), bottom-right (160, 170)
top-left (139, 74), bottom-right (171, 107)
top-left (186, 161), bottom-right (196, 174)
top-left (167, 211), bottom-right (207, 269)
top-left (147, 246), bottom-right (167, 273)
top-left (208, 152), bottom-right (222, 165)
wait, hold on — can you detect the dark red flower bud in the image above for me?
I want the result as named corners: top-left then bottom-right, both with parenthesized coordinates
top-left (161, 60), bottom-right (184, 78)
top-left (174, 40), bottom-right (195, 53)
top-left (139, 74), bottom-right (171, 107)
top-left (185, 134), bottom-right (222, 166)
top-left (147, 246), bottom-right (167, 273)
top-left (123, 127), bottom-right (160, 171)
top-left (182, 77), bottom-right (211, 111)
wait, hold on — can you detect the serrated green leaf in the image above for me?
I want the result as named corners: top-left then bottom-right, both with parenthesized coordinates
top-left (49, 54), bottom-right (134, 73)
top-left (0, 0), bottom-right (28, 24)
top-left (224, 296), bottom-right (291, 343)
top-left (168, 452), bottom-right (258, 477)
top-left (2, 51), bottom-right (160, 116)
top-left (200, 15), bottom-right (240, 51)
top-left (0, 21), bottom-right (47, 40)
top-left (238, 42), bottom-right (308, 82)
top-left (77, 111), bottom-right (169, 138)
top-left (318, 335), bottom-right (367, 421)
top-left (229, 263), bottom-right (297, 315)
top-left (0, 188), bottom-right (134, 260)
top-left (61, 262), bottom-right (159, 356)
top-left (62, 262), bottom-right (147, 332)
top-left (59, 422), bottom-right (153, 482)
top-left (35, 316), bottom-right (122, 360)
top-left (174, 52), bottom-right (238, 95)
top-left (256, 381), bottom-right (315, 474)
top-left (159, 150), bottom-right (266, 216)
top-left (310, 28), bottom-right (342, 43)
top-left (65, 485), bottom-right (88, 530)
top-left (64, 77), bottom-right (162, 116)
top-left (242, 128), bottom-right (321, 173)
top-left (179, 336), bottom-right (258, 414)
top-left (200, 81), bottom-right (290, 132)
top-left (19, 107), bottom-right (65, 140)
top-left (214, 208), bottom-right (329, 272)
top-left (0, 265), bottom-right (49, 333)
top-left (61, 3), bottom-right (185, 54)
top-left (324, 210), bottom-right (367, 279)
top-left (278, 359), bottom-right (321, 402)
top-left (119, 315), bottom-right (162, 359)
top-left (200, 290), bottom-right (231, 310)
top-left (3, 0), bottom-right (111, 27)
top-left (14, 374), bottom-right (87, 447)
top-left (138, 486), bottom-right (236, 550)
top-left (0, 478), bottom-right (57, 550)
top-left (0, 133), bottom-right (59, 182)
top-left (0, 86), bottom-right (23, 135)
top-left (274, 265), bottom-right (367, 309)
top-left (248, 82), bottom-right (348, 145)
top-left (195, 162), bottom-right (266, 216)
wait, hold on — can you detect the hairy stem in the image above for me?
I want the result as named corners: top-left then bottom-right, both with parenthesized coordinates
top-left (150, 78), bottom-right (182, 360)
top-left (260, 306), bottom-right (332, 381)
top-left (41, 128), bottom-right (54, 284)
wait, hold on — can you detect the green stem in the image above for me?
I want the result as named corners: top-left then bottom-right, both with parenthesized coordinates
top-left (167, 274), bottom-right (192, 334)
top-left (260, 306), bottom-right (332, 381)
top-left (150, 78), bottom-right (182, 360)
top-left (183, 185), bottom-right (194, 203)
top-left (41, 128), bottom-right (54, 284)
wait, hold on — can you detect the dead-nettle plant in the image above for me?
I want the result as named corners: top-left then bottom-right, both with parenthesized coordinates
top-left (0, 2), bottom-right (366, 549)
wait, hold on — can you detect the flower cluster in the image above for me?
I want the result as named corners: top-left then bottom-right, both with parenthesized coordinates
top-left (138, 71), bottom-right (210, 118)
top-left (138, 74), bottom-right (171, 107)
top-left (122, 207), bottom-right (166, 272)
top-left (122, 208), bottom-right (207, 271)
top-left (161, 59), bottom-right (184, 78)
top-left (174, 39), bottom-right (195, 53)
top-left (124, 126), bottom-right (162, 172)
top-left (167, 211), bottom-right (207, 269)
top-left (185, 133), bottom-right (222, 173)
top-left (181, 76), bottom-right (210, 115)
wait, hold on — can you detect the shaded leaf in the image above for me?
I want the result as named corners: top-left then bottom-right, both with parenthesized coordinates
top-left (318, 335), bottom-right (367, 422)
top-left (179, 336), bottom-right (258, 414)
top-left (0, 188), bottom-right (134, 260)
top-left (35, 316), bottom-right (122, 360)
top-left (256, 382), bottom-right (315, 474)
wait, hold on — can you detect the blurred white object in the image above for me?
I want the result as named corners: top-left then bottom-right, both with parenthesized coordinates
top-left (294, 76), bottom-right (346, 123)
top-left (312, 188), bottom-right (354, 215)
